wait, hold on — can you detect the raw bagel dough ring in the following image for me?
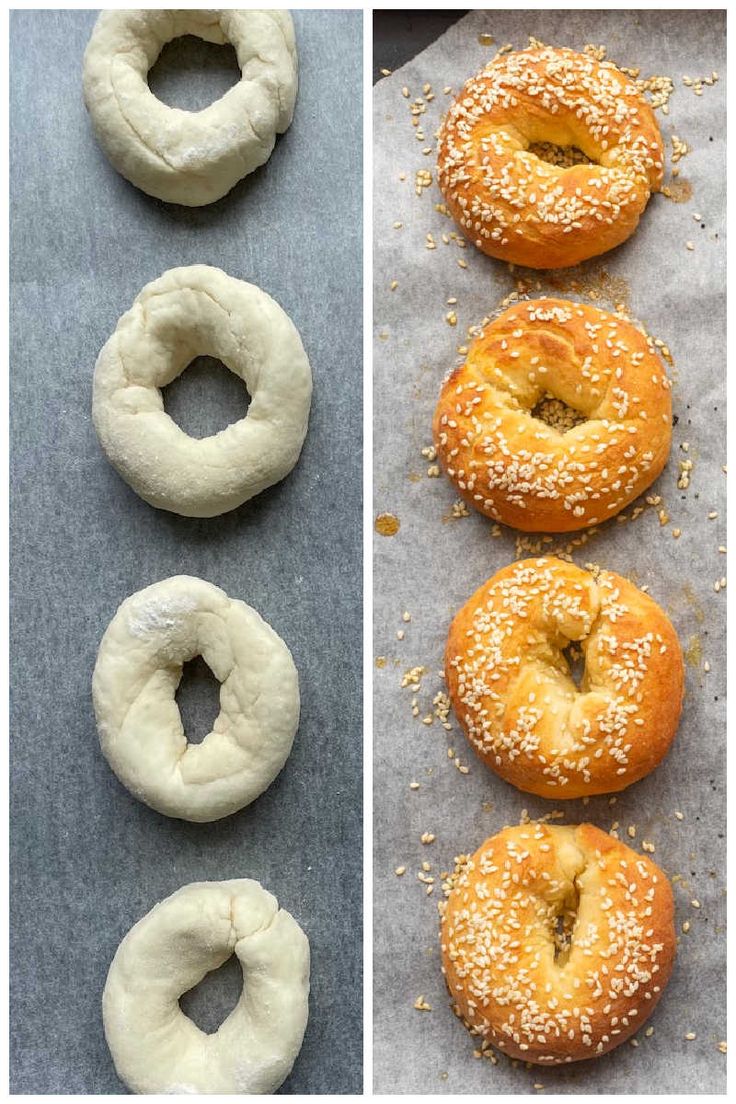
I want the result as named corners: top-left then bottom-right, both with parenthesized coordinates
top-left (440, 823), bottom-right (675, 1064)
top-left (446, 557), bottom-right (684, 799)
top-left (92, 575), bottom-right (300, 822)
top-left (83, 9), bottom-right (298, 206)
top-left (92, 265), bottom-right (312, 518)
top-left (103, 879), bottom-right (310, 1094)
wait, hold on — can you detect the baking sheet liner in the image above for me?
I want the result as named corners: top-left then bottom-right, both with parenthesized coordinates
top-left (9, 9), bottom-right (363, 1094)
top-left (373, 9), bottom-right (725, 1094)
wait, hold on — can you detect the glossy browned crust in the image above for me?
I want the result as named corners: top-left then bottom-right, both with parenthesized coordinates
top-left (440, 823), bottom-right (676, 1064)
top-left (445, 557), bottom-right (684, 799)
top-left (437, 46), bottom-right (664, 269)
top-left (432, 298), bottom-right (672, 533)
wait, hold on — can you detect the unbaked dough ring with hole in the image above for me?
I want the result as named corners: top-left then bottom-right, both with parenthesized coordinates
top-left (92, 575), bottom-right (300, 822)
top-left (92, 265), bottom-right (312, 518)
top-left (103, 879), bottom-right (310, 1094)
top-left (83, 9), bottom-right (298, 206)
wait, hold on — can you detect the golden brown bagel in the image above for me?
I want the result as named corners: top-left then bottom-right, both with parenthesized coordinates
top-left (440, 823), bottom-right (676, 1064)
top-left (433, 298), bottom-right (672, 532)
top-left (446, 557), bottom-right (683, 799)
top-left (437, 46), bottom-right (664, 269)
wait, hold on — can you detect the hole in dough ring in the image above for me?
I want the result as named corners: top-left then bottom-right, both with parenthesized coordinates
top-left (440, 823), bottom-right (675, 1065)
top-left (92, 265), bottom-right (312, 518)
top-left (433, 298), bottom-right (672, 532)
top-left (92, 575), bottom-right (300, 822)
top-left (82, 9), bottom-right (298, 206)
top-left (437, 46), bottom-right (664, 269)
top-left (103, 879), bottom-right (310, 1094)
top-left (446, 557), bottom-right (684, 799)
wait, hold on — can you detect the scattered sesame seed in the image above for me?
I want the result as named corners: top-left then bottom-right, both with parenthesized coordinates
top-left (395, 866), bottom-right (406, 876)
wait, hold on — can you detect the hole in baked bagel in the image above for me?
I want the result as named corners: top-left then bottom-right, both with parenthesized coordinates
top-left (148, 36), bottom-right (241, 112)
top-left (527, 141), bottom-right (593, 169)
top-left (552, 884), bottom-right (580, 967)
top-left (163, 357), bottom-right (250, 439)
top-left (531, 393), bottom-right (587, 434)
top-left (179, 953), bottom-right (243, 1034)
top-left (175, 656), bottom-right (221, 745)
top-left (561, 643), bottom-right (586, 690)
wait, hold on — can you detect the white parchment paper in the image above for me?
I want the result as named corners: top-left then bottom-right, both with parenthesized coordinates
top-left (373, 10), bottom-right (725, 1094)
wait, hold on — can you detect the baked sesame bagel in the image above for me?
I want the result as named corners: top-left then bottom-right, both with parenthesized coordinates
top-left (432, 298), bottom-right (672, 532)
top-left (440, 823), bottom-right (676, 1064)
top-left (437, 46), bottom-right (664, 269)
top-left (446, 557), bottom-right (683, 799)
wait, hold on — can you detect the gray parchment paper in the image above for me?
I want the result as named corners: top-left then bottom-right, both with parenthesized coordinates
top-left (373, 10), bottom-right (725, 1095)
top-left (9, 9), bottom-right (362, 1094)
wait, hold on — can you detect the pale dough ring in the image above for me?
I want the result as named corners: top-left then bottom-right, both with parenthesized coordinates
top-left (103, 879), bottom-right (310, 1094)
top-left (82, 9), bottom-right (298, 206)
top-left (92, 575), bottom-right (300, 823)
top-left (92, 265), bottom-right (312, 518)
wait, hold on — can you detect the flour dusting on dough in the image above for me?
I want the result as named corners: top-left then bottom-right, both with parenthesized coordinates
top-left (127, 595), bottom-right (198, 638)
